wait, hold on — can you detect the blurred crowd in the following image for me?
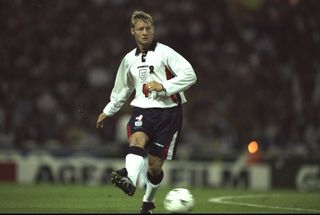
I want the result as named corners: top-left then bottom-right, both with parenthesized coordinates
top-left (1, 0), bottom-right (320, 158)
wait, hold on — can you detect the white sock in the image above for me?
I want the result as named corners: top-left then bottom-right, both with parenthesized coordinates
top-left (143, 179), bottom-right (161, 203)
top-left (125, 154), bottom-right (145, 186)
top-left (138, 157), bottom-right (148, 188)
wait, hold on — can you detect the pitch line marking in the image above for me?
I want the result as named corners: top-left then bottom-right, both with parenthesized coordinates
top-left (208, 194), bottom-right (320, 213)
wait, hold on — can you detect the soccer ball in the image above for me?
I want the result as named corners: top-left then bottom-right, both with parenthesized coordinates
top-left (163, 188), bottom-right (194, 213)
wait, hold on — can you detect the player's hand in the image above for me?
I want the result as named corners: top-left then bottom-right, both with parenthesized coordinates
top-left (146, 81), bottom-right (164, 92)
top-left (96, 112), bottom-right (108, 128)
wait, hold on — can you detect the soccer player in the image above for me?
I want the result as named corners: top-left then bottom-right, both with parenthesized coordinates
top-left (96, 10), bottom-right (197, 214)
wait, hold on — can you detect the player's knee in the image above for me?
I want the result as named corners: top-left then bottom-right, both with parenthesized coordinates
top-left (128, 136), bottom-right (143, 147)
top-left (128, 132), bottom-right (148, 147)
top-left (129, 138), bottom-right (142, 147)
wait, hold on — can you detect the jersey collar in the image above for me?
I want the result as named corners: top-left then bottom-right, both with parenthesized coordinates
top-left (135, 40), bottom-right (157, 56)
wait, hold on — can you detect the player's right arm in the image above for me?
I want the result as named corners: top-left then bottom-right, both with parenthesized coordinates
top-left (97, 56), bottom-right (134, 128)
top-left (103, 57), bottom-right (134, 116)
top-left (96, 112), bottom-right (108, 128)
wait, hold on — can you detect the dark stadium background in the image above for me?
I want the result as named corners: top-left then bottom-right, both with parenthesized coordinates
top-left (0, 0), bottom-right (320, 190)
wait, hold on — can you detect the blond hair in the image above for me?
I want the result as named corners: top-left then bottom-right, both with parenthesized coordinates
top-left (131, 10), bottom-right (153, 27)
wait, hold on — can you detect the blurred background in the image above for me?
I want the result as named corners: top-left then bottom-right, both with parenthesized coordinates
top-left (0, 0), bottom-right (320, 189)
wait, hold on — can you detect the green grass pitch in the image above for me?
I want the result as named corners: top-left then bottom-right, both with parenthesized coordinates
top-left (0, 182), bottom-right (319, 213)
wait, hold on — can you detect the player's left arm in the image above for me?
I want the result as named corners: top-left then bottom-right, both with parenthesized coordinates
top-left (160, 48), bottom-right (197, 96)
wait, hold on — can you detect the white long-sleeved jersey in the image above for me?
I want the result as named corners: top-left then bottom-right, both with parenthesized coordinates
top-left (103, 41), bottom-right (197, 116)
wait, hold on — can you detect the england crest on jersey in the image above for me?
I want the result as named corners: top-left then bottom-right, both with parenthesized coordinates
top-left (139, 69), bottom-right (148, 81)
